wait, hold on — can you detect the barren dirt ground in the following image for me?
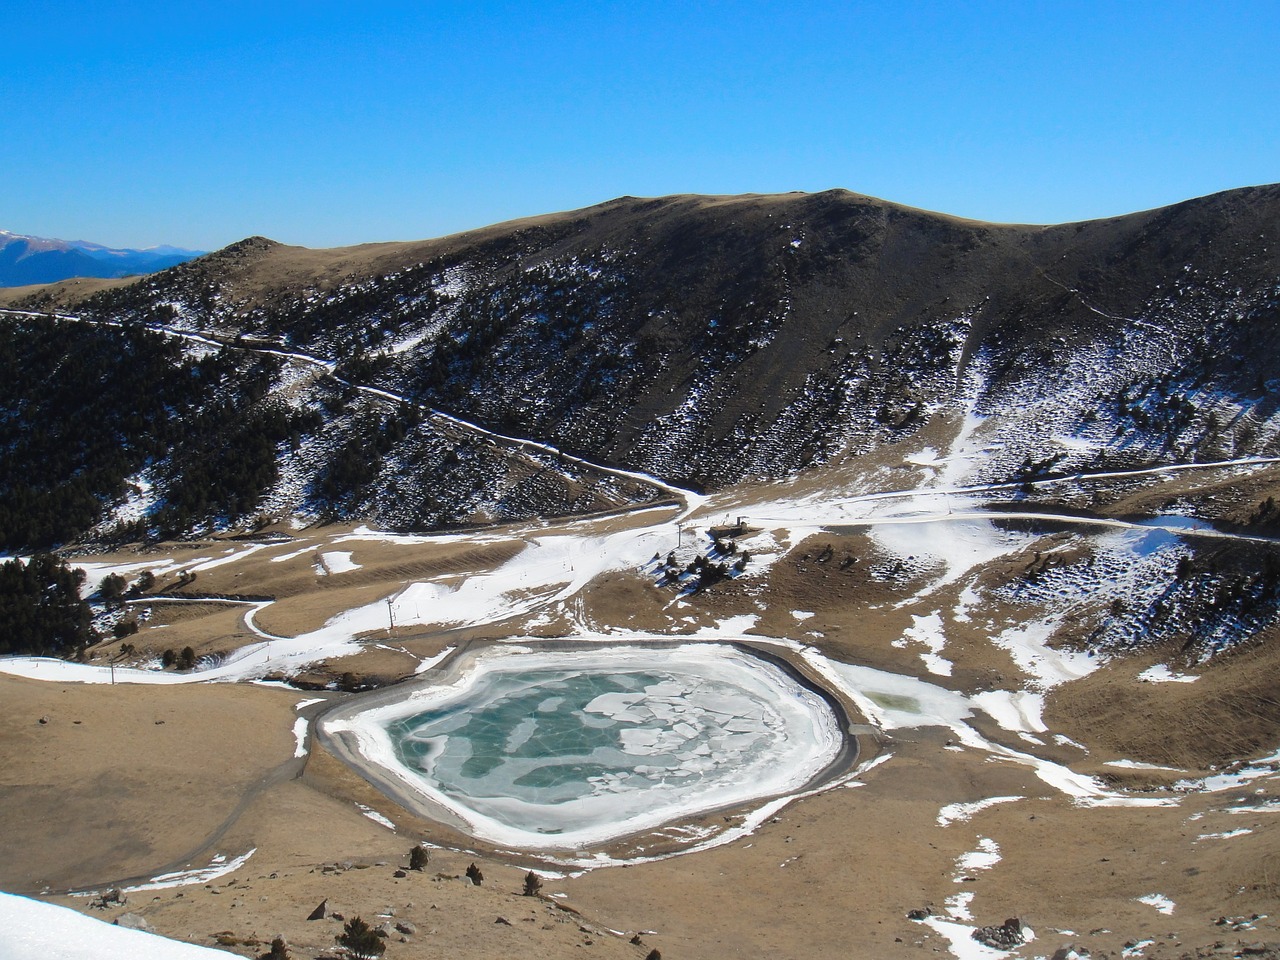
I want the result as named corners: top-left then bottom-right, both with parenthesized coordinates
top-left (5, 466), bottom-right (1280, 959)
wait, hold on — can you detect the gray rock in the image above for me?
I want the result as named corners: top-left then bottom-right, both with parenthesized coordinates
top-left (306, 899), bottom-right (328, 921)
top-left (395, 920), bottom-right (417, 936)
top-left (114, 913), bottom-right (154, 933)
top-left (972, 918), bottom-right (1029, 950)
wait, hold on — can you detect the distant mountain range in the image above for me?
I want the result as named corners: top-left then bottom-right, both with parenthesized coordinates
top-left (0, 230), bottom-right (204, 287)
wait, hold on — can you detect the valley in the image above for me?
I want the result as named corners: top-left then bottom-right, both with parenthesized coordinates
top-left (2, 187), bottom-right (1280, 959)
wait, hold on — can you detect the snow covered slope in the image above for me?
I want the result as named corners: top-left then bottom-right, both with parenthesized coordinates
top-left (2, 185), bottom-right (1279, 546)
top-left (0, 892), bottom-right (236, 959)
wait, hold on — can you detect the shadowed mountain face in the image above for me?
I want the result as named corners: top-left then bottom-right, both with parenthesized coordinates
top-left (0, 231), bottom-right (203, 287)
top-left (2, 185), bottom-right (1280, 547)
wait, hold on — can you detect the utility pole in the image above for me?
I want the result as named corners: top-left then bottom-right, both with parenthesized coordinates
top-left (386, 598), bottom-right (396, 635)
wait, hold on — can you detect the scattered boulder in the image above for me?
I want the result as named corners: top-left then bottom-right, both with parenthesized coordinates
top-left (392, 869), bottom-right (407, 878)
top-left (306, 899), bottom-right (329, 921)
top-left (495, 916), bottom-right (512, 925)
top-left (114, 913), bottom-right (154, 933)
top-left (90, 888), bottom-right (127, 910)
top-left (409, 844), bottom-right (429, 871)
top-left (394, 920), bottom-right (416, 936)
top-left (972, 917), bottom-right (1030, 950)
top-left (906, 907), bottom-right (933, 921)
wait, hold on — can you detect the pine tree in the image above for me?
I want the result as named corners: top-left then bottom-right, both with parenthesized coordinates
top-left (336, 916), bottom-right (384, 958)
top-left (523, 871), bottom-right (542, 896)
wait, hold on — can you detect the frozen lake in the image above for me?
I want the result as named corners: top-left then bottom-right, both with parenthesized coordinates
top-left (321, 643), bottom-right (847, 849)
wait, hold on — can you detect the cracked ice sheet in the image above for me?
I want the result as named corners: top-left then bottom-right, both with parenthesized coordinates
top-left (321, 643), bottom-right (842, 850)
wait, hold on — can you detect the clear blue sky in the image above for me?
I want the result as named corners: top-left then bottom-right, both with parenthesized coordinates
top-left (4, 1), bottom-right (1277, 250)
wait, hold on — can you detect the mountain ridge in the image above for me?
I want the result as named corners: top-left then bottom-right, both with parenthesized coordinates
top-left (0, 229), bottom-right (204, 287)
top-left (1, 183), bottom-right (1278, 547)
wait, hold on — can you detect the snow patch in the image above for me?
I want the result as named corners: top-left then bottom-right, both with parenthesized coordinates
top-left (1137, 893), bottom-right (1175, 915)
top-left (0, 892), bottom-right (240, 959)
top-left (317, 551), bottom-right (360, 575)
top-left (989, 620), bottom-right (1098, 690)
top-left (1139, 664), bottom-right (1199, 683)
top-left (356, 803), bottom-right (396, 831)
top-left (1197, 828), bottom-right (1253, 841)
top-left (937, 796), bottom-right (1023, 827)
top-left (123, 848), bottom-right (256, 893)
top-left (956, 836), bottom-right (1001, 874)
